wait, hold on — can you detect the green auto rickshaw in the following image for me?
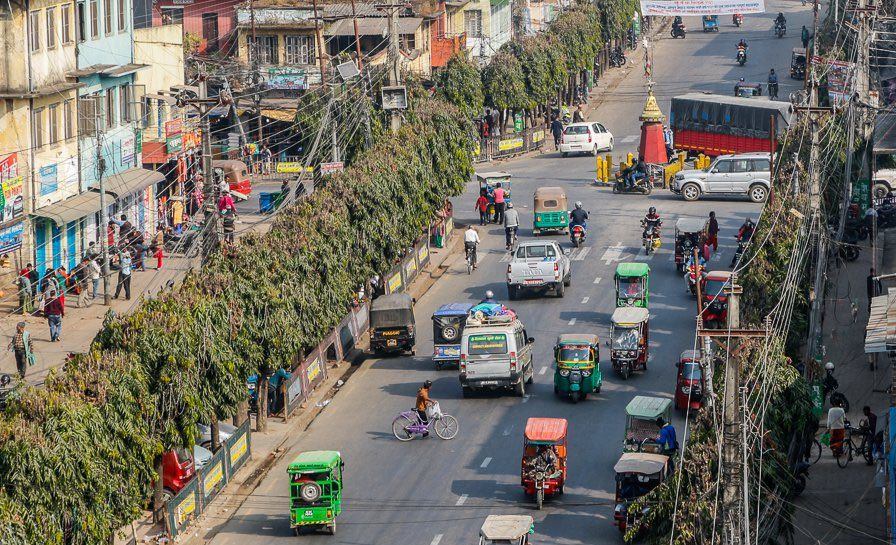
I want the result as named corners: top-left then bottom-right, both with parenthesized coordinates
top-left (289, 450), bottom-right (344, 535)
top-left (533, 186), bottom-right (569, 235)
top-left (615, 263), bottom-right (650, 308)
top-left (553, 333), bottom-right (601, 402)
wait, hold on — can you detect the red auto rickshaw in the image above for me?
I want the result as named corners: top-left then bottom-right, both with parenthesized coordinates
top-left (701, 271), bottom-right (732, 328)
top-left (675, 350), bottom-right (705, 411)
top-left (521, 417), bottom-right (568, 510)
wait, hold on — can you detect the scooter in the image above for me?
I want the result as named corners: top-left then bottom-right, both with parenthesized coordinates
top-left (570, 224), bottom-right (586, 248)
top-left (736, 48), bottom-right (747, 66)
top-left (671, 24), bottom-right (687, 38)
top-left (610, 48), bottom-right (627, 67)
top-left (732, 13), bottom-right (743, 26)
top-left (613, 172), bottom-right (652, 195)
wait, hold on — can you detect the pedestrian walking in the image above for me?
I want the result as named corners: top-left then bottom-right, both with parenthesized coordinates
top-left (153, 244), bottom-right (164, 270)
top-left (87, 257), bottom-right (101, 300)
top-left (493, 182), bottom-right (506, 225)
top-left (44, 290), bottom-right (64, 342)
top-left (867, 267), bottom-right (882, 312)
top-left (551, 117), bottom-right (564, 150)
top-left (865, 205), bottom-right (877, 244)
top-left (218, 189), bottom-right (235, 212)
top-left (707, 211), bottom-right (719, 252)
top-left (801, 25), bottom-right (812, 49)
top-left (861, 405), bottom-right (880, 462)
top-left (55, 266), bottom-right (69, 308)
top-left (39, 267), bottom-right (58, 312)
top-left (114, 250), bottom-right (132, 300)
top-left (827, 399), bottom-right (846, 455)
top-left (25, 263), bottom-right (39, 302)
top-left (475, 190), bottom-right (489, 226)
top-left (663, 125), bottom-right (674, 159)
top-left (7, 322), bottom-right (34, 378)
top-left (262, 145), bottom-right (273, 175)
top-left (221, 207), bottom-right (237, 244)
top-left (573, 104), bottom-right (585, 123)
top-left (17, 268), bottom-right (33, 315)
top-left (74, 257), bottom-right (91, 307)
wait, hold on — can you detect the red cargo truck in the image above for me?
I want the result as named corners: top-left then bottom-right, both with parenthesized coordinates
top-left (670, 94), bottom-right (793, 157)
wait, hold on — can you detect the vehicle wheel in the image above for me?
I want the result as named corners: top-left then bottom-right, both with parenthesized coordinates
top-left (808, 439), bottom-right (822, 465)
top-left (612, 184), bottom-right (620, 194)
top-left (391, 414), bottom-right (416, 441)
top-left (591, 145), bottom-right (598, 156)
top-left (536, 489), bottom-right (544, 510)
top-left (533, 228), bottom-right (539, 236)
top-left (836, 446), bottom-right (851, 468)
top-left (293, 527), bottom-right (300, 536)
top-left (863, 443), bottom-right (875, 465)
top-left (748, 184), bottom-right (769, 203)
top-left (621, 368), bottom-right (630, 380)
top-left (515, 378), bottom-right (526, 397)
top-left (556, 281), bottom-right (565, 298)
top-left (462, 386), bottom-right (473, 398)
top-left (162, 487), bottom-right (176, 504)
top-left (608, 138), bottom-right (614, 151)
top-left (681, 183), bottom-right (701, 201)
top-left (434, 414), bottom-right (459, 439)
top-left (595, 385), bottom-right (601, 393)
top-left (526, 370), bottom-right (534, 385)
top-left (571, 391), bottom-right (580, 404)
top-left (562, 152), bottom-right (568, 158)
top-left (300, 482), bottom-right (323, 502)
top-left (873, 182), bottom-right (891, 201)
top-left (328, 521), bottom-right (336, 535)
top-left (554, 385), bottom-right (559, 395)
top-left (564, 274), bottom-right (571, 287)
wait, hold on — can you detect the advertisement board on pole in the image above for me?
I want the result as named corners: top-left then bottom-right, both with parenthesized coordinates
top-left (639, 0), bottom-right (765, 15)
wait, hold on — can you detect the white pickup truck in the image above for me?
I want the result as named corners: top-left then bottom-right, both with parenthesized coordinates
top-left (506, 241), bottom-right (572, 299)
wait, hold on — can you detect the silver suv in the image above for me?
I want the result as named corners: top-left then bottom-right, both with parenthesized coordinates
top-left (672, 152), bottom-right (771, 203)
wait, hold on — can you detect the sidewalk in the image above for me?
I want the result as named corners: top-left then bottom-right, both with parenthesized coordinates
top-left (792, 231), bottom-right (890, 544)
top-left (114, 227), bottom-right (464, 544)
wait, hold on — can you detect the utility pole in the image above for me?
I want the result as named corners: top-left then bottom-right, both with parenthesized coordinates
top-left (387, 3), bottom-right (401, 132)
top-left (312, 0), bottom-right (327, 85)
top-left (250, 0), bottom-right (262, 144)
top-left (349, 0), bottom-right (363, 69)
top-left (95, 98), bottom-right (111, 306)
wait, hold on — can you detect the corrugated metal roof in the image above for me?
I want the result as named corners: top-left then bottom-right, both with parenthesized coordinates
top-left (324, 17), bottom-right (422, 36)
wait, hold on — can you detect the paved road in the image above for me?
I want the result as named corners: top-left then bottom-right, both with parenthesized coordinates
top-left (206, 4), bottom-right (811, 544)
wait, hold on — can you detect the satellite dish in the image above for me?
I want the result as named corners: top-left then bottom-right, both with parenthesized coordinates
top-left (336, 61), bottom-right (360, 81)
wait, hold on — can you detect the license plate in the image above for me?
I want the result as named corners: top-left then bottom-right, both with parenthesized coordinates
top-left (524, 279), bottom-right (543, 285)
top-left (387, 339), bottom-right (397, 347)
top-left (479, 380), bottom-right (499, 386)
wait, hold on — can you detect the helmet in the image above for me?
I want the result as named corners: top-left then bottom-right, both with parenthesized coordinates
top-left (423, 380), bottom-right (433, 388)
top-left (575, 201), bottom-right (583, 209)
top-left (485, 290), bottom-right (494, 299)
top-left (825, 361), bottom-right (835, 371)
top-left (648, 206), bottom-right (657, 216)
top-left (506, 201), bottom-right (514, 209)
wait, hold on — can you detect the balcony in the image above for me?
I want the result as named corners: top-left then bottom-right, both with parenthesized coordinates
top-left (431, 33), bottom-right (467, 68)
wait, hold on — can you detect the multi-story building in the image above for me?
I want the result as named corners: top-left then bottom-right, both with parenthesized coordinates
top-left (140, 0), bottom-right (241, 55)
top-left (0, 0), bottom-right (82, 271)
top-left (461, 0), bottom-right (510, 61)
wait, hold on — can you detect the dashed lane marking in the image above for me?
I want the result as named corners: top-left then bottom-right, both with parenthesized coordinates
top-left (539, 366), bottom-right (549, 375)
top-left (593, 276), bottom-right (602, 284)
top-left (570, 247), bottom-right (592, 261)
top-left (431, 535), bottom-right (443, 545)
top-left (456, 495), bottom-right (468, 506)
top-left (581, 296), bottom-right (590, 304)
top-left (620, 135), bottom-right (639, 143)
top-left (480, 457), bottom-right (492, 469)
top-left (500, 252), bottom-right (513, 263)
top-left (601, 242), bottom-right (626, 265)
top-left (568, 318), bottom-right (577, 325)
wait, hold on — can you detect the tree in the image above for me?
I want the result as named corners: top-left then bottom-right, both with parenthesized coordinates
top-left (436, 53), bottom-right (485, 118)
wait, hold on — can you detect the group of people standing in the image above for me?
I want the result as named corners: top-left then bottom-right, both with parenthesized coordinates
top-left (241, 143), bottom-right (274, 176)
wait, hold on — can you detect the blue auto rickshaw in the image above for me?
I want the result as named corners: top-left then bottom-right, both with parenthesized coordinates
top-left (432, 303), bottom-right (474, 368)
top-left (702, 15), bottom-right (719, 32)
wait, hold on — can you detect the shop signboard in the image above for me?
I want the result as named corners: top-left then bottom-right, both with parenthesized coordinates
top-left (498, 137), bottom-right (524, 152)
top-left (276, 162), bottom-right (313, 174)
top-left (122, 134), bottom-right (136, 164)
top-left (852, 179), bottom-right (871, 210)
top-left (639, 0), bottom-right (765, 15)
top-left (38, 164), bottom-right (58, 196)
top-left (320, 162), bottom-right (344, 175)
top-left (810, 380), bottom-right (823, 419)
top-left (267, 67), bottom-right (309, 90)
top-left (513, 112), bottom-right (524, 133)
top-left (0, 154), bottom-right (24, 224)
top-left (182, 130), bottom-right (201, 151)
top-left (165, 119), bottom-right (183, 138)
top-left (136, 129), bottom-right (143, 153)
top-left (0, 221), bottom-right (24, 253)
top-left (166, 135), bottom-right (183, 154)
top-left (386, 269), bottom-right (403, 293)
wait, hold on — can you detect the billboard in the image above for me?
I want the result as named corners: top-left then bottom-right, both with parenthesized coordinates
top-left (640, 0), bottom-right (765, 15)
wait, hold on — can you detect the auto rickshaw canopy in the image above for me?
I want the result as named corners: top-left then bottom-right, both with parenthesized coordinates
top-left (615, 262), bottom-right (650, 279)
top-left (611, 307), bottom-right (649, 326)
top-left (556, 333), bottom-right (600, 347)
top-left (735, 82), bottom-right (763, 97)
top-left (613, 452), bottom-right (670, 476)
top-left (288, 450), bottom-right (342, 473)
top-left (675, 218), bottom-right (707, 233)
top-left (370, 293), bottom-right (415, 329)
top-left (792, 47), bottom-right (806, 61)
top-left (626, 396), bottom-right (672, 420)
top-left (679, 349), bottom-right (701, 363)
top-left (480, 515), bottom-right (534, 540)
top-left (533, 186), bottom-right (568, 211)
top-left (477, 171), bottom-right (513, 185)
top-left (432, 302), bottom-right (474, 318)
top-left (524, 417), bottom-right (568, 444)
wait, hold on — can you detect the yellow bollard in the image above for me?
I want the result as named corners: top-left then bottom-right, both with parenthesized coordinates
top-left (605, 154), bottom-right (613, 182)
top-left (678, 151), bottom-right (686, 169)
top-left (626, 152), bottom-right (634, 167)
top-left (595, 156), bottom-right (604, 182)
top-left (697, 154), bottom-right (706, 169)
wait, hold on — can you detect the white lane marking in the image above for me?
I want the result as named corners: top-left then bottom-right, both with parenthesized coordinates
top-left (431, 535), bottom-right (444, 545)
top-left (456, 495), bottom-right (468, 506)
top-left (500, 253), bottom-right (513, 263)
top-left (570, 247), bottom-right (592, 261)
top-left (522, 395), bottom-right (531, 403)
top-left (502, 426), bottom-right (514, 436)
top-left (539, 366), bottom-right (549, 375)
top-left (601, 242), bottom-right (625, 265)
top-left (593, 276), bottom-right (602, 284)
top-left (621, 135), bottom-right (639, 143)
top-left (480, 457), bottom-right (492, 469)
top-left (581, 296), bottom-right (590, 304)
top-left (568, 317), bottom-right (577, 325)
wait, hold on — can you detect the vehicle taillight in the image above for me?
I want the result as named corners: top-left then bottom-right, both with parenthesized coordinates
top-left (561, 135), bottom-right (566, 144)
top-left (460, 354), bottom-right (466, 373)
top-left (509, 351), bottom-right (517, 372)
top-left (588, 134), bottom-right (592, 143)
top-left (554, 262), bottom-right (560, 280)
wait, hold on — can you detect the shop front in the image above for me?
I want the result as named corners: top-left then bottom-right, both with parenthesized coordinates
top-left (142, 118), bottom-right (203, 230)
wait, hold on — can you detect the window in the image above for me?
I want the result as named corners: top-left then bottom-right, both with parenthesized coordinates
top-left (117, 0), bottom-right (124, 31)
top-left (285, 35), bottom-right (314, 65)
top-left (103, 0), bottom-right (112, 34)
top-left (751, 159), bottom-right (770, 172)
top-left (76, 2), bottom-right (85, 42)
top-left (141, 96), bottom-right (153, 129)
top-left (729, 159), bottom-right (751, 173)
top-left (399, 33), bottom-right (415, 50)
top-left (105, 88), bottom-right (115, 128)
top-left (712, 160), bottom-right (731, 173)
top-left (48, 104), bottom-right (59, 143)
top-left (29, 10), bottom-right (41, 52)
top-left (32, 108), bottom-right (44, 148)
top-left (61, 4), bottom-right (72, 43)
top-left (78, 95), bottom-right (98, 135)
top-left (202, 13), bottom-right (219, 44)
top-left (160, 7), bottom-right (182, 24)
top-left (119, 83), bottom-right (130, 123)
top-left (63, 100), bottom-right (74, 139)
top-left (248, 35), bottom-right (278, 64)
top-left (89, 0), bottom-right (98, 38)
top-left (464, 9), bottom-right (482, 37)
top-left (47, 7), bottom-right (56, 48)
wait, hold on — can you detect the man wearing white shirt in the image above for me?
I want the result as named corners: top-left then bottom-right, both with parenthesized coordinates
top-left (464, 226), bottom-right (480, 269)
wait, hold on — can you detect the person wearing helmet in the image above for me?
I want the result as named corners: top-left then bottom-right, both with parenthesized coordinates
top-left (642, 206), bottom-right (662, 239)
top-left (416, 380), bottom-right (435, 432)
top-left (775, 12), bottom-right (786, 29)
top-left (737, 218), bottom-right (755, 242)
top-left (503, 200), bottom-right (520, 250)
top-left (480, 290), bottom-right (498, 305)
top-left (570, 201), bottom-right (589, 230)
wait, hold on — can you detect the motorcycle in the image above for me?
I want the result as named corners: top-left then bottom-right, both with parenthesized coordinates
top-left (610, 48), bottom-right (627, 67)
top-left (877, 203), bottom-right (896, 229)
top-left (736, 48), bottom-right (747, 66)
top-left (613, 172), bottom-right (652, 195)
top-left (730, 239), bottom-right (747, 268)
top-left (775, 22), bottom-right (786, 38)
top-left (641, 222), bottom-right (661, 255)
top-left (685, 263), bottom-right (704, 295)
top-left (671, 24), bottom-right (687, 38)
top-left (822, 371), bottom-right (850, 412)
top-left (570, 224), bottom-right (586, 248)
top-left (732, 13), bottom-right (743, 26)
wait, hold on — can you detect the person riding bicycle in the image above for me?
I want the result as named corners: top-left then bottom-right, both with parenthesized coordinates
top-left (570, 201), bottom-right (589, 230)
top-left (767, 69), bottom-right (779, 97)
top-left (464, 225), bottom-right (480, 269)
top-left (503, 201), bottom-right (520, 250)
top-left (416, 380), bottom-right (435, 436)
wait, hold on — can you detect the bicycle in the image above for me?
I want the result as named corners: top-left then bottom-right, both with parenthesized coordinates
top-left (465, 244), bottom-right (477, 275)
top-left (392, 402), bottom-right (459, 441)
top-left (506, 227), bottom-right (518, 252)
top-left (805, 437), bottom-right (822, 465)
top-left (834, 423), bottom-right (874, 468)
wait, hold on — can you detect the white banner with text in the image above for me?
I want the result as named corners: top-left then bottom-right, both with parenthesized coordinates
top-left (640, 0), bottom-right (765, 15)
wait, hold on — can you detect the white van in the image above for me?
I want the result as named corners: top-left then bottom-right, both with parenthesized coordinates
top-left (459, 314), bottom-right (535, 397)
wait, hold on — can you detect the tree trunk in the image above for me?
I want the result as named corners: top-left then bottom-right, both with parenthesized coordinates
top-left (152, 455), bottom-right (165, 522)
top-left (257, 369), bottom-right (271, 432)
top-left (233, 400), bottom-right (249, 427)
top-left (210, 415), bottom-right (221, 452)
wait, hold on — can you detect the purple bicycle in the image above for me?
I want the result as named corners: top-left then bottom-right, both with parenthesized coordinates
top-left (392, 402), bottom-right (459, 441)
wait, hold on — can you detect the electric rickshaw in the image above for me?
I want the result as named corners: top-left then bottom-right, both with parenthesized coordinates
top-left (553, 333), bottom-right (601, 402)
top-left (369, 293), bottom-right (416, 354)
top-left (478, 515), bottom-right (535, 545)
top-left (477, 171), bottom-right (513, 221)
top-left (610, 307), bottom-right (649, 380)
top-left (615, 263), bottom-right (649, 308)
top-left (791, 47), bottom-right (807, 79)
top-left (521, 417), bottom-right (568, 510)
top-left (613, 452), bottom-right (671, 535)
top-left (674, 218), bottom-right (707, 272)
top-left (623, 395), bottom-right (673, 453)
top-left (701, 270), bottom-right (733, 329)
top-left (533, 186), bottom-right (569, 235)
top-left (675, 350), bottom-right (706, 411)
top-left (288, 450), bottom-right (344, 535)
top-left (702, 15), bottom-right (719, 31)
top-left (431, 302), bottom-right (474, 368)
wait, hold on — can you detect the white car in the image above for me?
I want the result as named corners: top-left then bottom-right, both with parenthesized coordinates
top-left (559, 122), bottom-right (614, 157)
top-left (671, 152), bottom-right (771, 203)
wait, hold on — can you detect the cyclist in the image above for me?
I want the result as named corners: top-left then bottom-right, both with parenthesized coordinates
top-left (504, 201), bottom-right (520, 250)
top-left (464, 225), bottom-right (480, 269)
top-left (415, 380), bottom-right (435, 436)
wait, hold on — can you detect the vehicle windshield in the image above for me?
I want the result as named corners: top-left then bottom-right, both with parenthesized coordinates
top-left (370, 308), bottom-right (413, 329)
top-left (516, 245), bottom-right (556, 259)
top-left (681, 362), bottom-right (702, 380)
top-left (618, 277), bottom-right (644, 298)
top-left (618, 474), bottom-right (658, 500)
top-left (559, 346), bottom-right (591, 362)
top-left (613, 327), bottom-right (639, 350)
top-left (704, 280), bottom-right (729, 297)
top-left (467, 333), bottom-right (508, 355)
top-left (564, 125), bottom-right (589, 135)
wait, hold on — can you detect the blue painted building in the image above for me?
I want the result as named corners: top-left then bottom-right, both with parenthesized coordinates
top-left (31, 0), bottom-right (161, 272)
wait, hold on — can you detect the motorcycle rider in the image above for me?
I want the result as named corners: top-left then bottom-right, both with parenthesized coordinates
top-left (642, 206), bottom-right (662, 234)
top-left (736, 40), bottom-right (748, 63)
top-left (735, 77), bottom-right (746, 95)
top-left (528, 445), bottom-right (561, 478)
top-left (737, 218), bottom-right (756, 242)
top-left (464, 225), bottom-right (480, 269)
top-left (503, 201), bottom-right (520, 250)
top-left (774, 12), bottom-right (787, 30)
top-left (570, 201), bottom-right (589, 231)
top-left (767, 68), bottom-right (779, 98)
top-left (672, 16), bottom-right (685, 35)
top-left (625, 157), bottom-right (648, 189)
top-left (480, 290), bottom-right (498, 305)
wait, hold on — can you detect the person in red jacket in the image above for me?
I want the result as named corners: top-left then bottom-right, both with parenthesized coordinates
top-left (475, 189), bottom-right (489, 226)
top-left (44, 289), bottom-right (64, 342)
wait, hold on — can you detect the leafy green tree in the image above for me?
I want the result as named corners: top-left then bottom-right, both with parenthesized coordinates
top-left (436, 53), bottom-right (485, 118)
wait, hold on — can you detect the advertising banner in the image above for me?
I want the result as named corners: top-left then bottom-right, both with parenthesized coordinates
top-left (267, 67), bottom-right (309, 90)
top-left (640, 0), bottom-right (765, 15)
top-left (812, 57), bottom-right (853, 104)
top-left (39, 164), bottom-right (58, 196)
top-left (0, 221), bottom-right (24, 253)
top-left (276, 162), bottom-right (314, 174)
top-left (0, 154), bottom-right (24, 225)
top-left (386, 269), bottom-right (403, 293)
top-left (122, 133), bottom-right (136, 164)
top-left (498, 137), bottom-right (524, 152)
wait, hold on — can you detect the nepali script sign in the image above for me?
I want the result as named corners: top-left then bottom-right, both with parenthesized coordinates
top-left (640, 0), bottom-right (765, 15)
